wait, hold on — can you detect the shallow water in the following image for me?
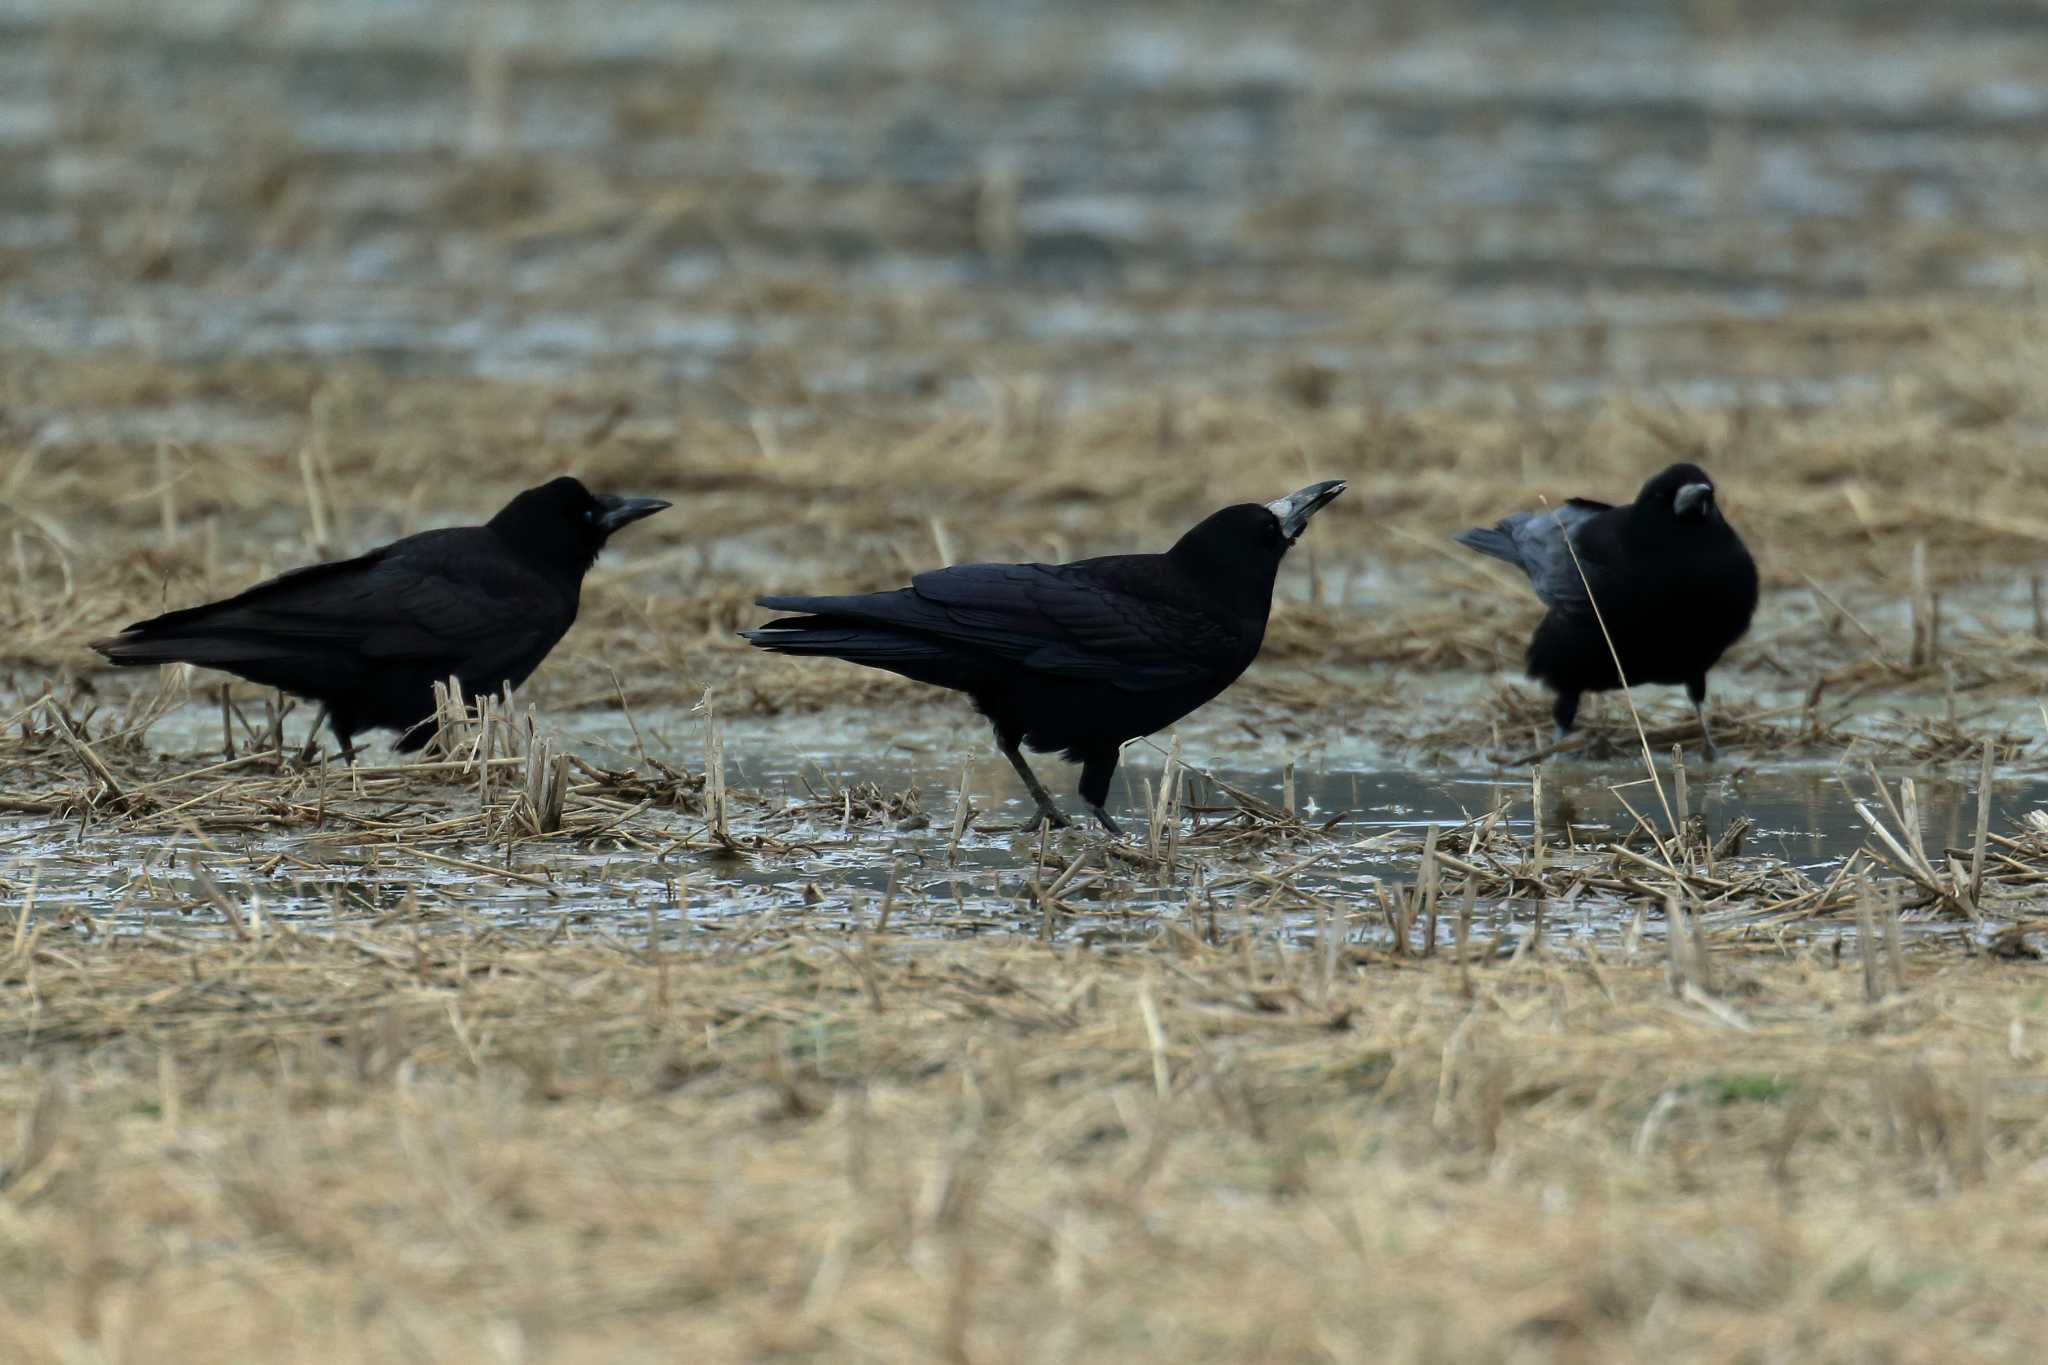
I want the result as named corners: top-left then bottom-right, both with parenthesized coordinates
top-left (698, 710), bottom-right (2042, 948)
top-left (8, 0), bottom-right (2048, 949)
top-left (4, 695), bottom-right (2035, 951)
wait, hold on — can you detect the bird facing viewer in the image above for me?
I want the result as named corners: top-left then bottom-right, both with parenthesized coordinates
top-left (1453, 461), bottom-right (1757, 758)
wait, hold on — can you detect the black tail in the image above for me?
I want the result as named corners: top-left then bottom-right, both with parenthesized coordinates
top-left (743, 613), bottom-right (973, 680)
top-left (93, 608), bottom-right (306, 671)
top-left (1451, 524), bottom-right (1524, 571)
top-left (743, 593), bottom-right (993, 692)
top-left (92, 597), bottom-right (361, 702)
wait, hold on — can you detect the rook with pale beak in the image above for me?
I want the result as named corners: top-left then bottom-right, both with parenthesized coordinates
top-left (746, 480), bottom-right (1348, 832)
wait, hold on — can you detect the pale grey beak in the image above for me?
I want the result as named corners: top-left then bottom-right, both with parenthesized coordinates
top-left (593, 494), bottom-right (671, 535)
top-left (1674, 482), bottom-right (1714, 518)
top-left (1265, 479), bottom-right (1347, 542)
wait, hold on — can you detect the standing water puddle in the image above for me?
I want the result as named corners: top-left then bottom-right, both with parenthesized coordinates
top-left (4, 700), bottom-right (2040, 951)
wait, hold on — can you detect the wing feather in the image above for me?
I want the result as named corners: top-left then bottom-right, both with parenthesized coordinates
top-left (754, 562), bottom-right (1240, 692)
top-left (99, 532), bottom-right (561, 687)
top-left (1456, 499), bottom-right (1612, 614)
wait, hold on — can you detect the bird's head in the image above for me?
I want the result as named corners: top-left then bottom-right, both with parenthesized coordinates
top-left (1169, 480), bottom-right (1347, 600)
top-left (1264, 479), bottom-right (1349, 544)
top-left (1638, 462), bottom-right (1721, 524)
top-left (490, 476), bottom-right (672, 573)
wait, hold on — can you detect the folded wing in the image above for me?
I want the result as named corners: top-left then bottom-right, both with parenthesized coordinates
top-left (748, 561), bottom-right (1236, 691)
top-left (1453, 498), bottom-right (1611, 615)
top-left (96, 540), bottom-right (557, 694)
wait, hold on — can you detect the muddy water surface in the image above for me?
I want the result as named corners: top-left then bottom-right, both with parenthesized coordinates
top-left (5, 693), bottom-right (2040, 951)
top-left (8, 0), bottom-right (2048, 952)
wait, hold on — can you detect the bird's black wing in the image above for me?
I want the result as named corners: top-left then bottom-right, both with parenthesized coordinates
top-left (98, 534), bottom-right (562, 690)
top-left (754, 562), bottom-right (1239, 692)
top-left (1455, 498), bottom-right (1613, 615)
top-left (918, 563), bottom-right (1241, 688)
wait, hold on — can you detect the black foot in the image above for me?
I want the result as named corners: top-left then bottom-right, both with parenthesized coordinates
top-left (299, 741), bottom-right (358, 766)
top-left (1032, 802), bottom-right (1073, 831)
top-left (1502, 728), bottom-right (1579, 767)
top-left (1584, 733), bottom-right (1618, 760)
top-left (1087, 804), bottom-right (1123, 837)
top-left (295, 706), bottom-right (330, 765)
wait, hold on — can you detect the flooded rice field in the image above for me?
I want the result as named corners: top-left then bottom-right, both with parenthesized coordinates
top-left (5, 0), bottom-right (2048, 954)
top-left (6, 687), bottom-right (2046, 955)
top-left (14, 5), bottom-right (2048, 1363)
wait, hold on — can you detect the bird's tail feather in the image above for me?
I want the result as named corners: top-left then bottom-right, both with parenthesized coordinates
top-left (94, 624), bottom-right (312, 669)
top-left (1451, 524), bottom-right (1525, 570)
top-left (743, 616), bottom-right (985, 691)
top-left (754, 594), bottom-right (881, 617)
top-left (743, 619), bottom-right (944, 663)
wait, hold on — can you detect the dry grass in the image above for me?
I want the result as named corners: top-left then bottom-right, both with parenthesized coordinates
top-left (10, 235), bottom-right (2048, 1365)
top-left (6, 914), bottom-right (2048, 1363)
top-left (9, 335), bottom-right (2048, 758)
top-left (13, 4), bottom-right (2048, 1359)
top-left (4, 689), bottom-right (2048, 1360)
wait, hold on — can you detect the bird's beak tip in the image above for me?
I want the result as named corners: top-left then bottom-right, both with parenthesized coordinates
top-left (595, 496), bottom-right (672, 533)
top-left (1266, 479), bottom-right (1348, 540)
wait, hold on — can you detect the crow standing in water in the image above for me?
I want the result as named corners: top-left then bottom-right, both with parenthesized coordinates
top-left (94, 477), bottom-right (670, 760)
top-left (744, 481), bottom-right (1347, 833)
top-left (1454, 461), bottom-right (1757, 758)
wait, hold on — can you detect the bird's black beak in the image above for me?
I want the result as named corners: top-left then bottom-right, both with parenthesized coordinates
top-left (1674, 482), bottom-right (1714, 518)
top-left (592, 494), bottom-right (671, 535)
top-left (1265, 480), bottom-right (1347, 542)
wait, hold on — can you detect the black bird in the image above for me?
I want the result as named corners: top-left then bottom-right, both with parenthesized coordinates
top-left (1454, 462), bottom-right (1757, 758)
top-left (743, 481), bottom-right (1347, 833)
top-left (94, 476), bottom-right (670, 760)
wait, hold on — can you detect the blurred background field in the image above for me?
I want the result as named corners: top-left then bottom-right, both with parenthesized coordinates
top-left (11, 0), bottom-right (2048, 728)
top-left (9, 1), bottom-right (2048, 1362)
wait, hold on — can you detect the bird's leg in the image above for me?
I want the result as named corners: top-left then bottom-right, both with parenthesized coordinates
top-left (329, 708), bottom-right (359, 766)
top-left (297, 707), bottom-right (330, 765)
top-left (998, 734), bottom-right (1070, 830)
top-left (1558, 689), bottom-right (1616, 759)
top-left (1687, 677), bottom-right (1718, 762)
top-left (1501, 690), bottom-right (1580, 767)
top-left (1078, 752), bottom-right (1124, 838)
top-left (1550, 689), bottom-right (1582, 751)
